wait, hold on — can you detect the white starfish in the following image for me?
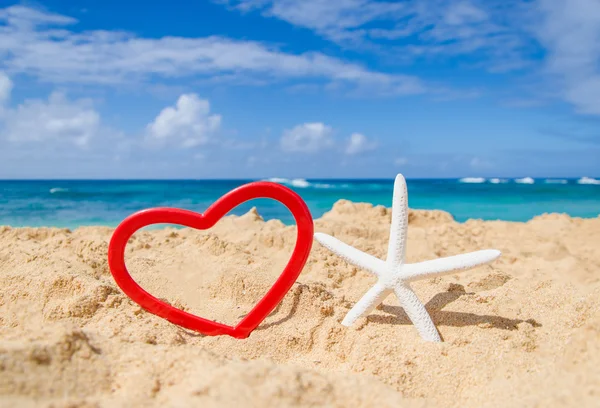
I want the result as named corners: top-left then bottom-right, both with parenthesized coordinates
top-left (314, 174), bottom-right (501, 342)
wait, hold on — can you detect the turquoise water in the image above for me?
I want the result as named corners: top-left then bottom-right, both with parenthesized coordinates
top-left (0, 178), bottom-right (599, 228)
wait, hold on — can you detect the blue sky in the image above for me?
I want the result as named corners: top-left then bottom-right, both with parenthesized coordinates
top-left (0, 0), bottom-right (598, 179)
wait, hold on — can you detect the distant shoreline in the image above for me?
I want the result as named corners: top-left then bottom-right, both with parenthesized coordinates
top-left (1, 210), bottom-right (598, 232)
top-left (0, 203), bottom-right (598, 231)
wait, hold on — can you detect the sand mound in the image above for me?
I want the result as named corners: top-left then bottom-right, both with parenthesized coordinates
top-left (1, 202), bottom-right (599, 407)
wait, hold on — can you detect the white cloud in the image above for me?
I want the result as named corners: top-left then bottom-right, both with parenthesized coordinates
top-left (146, 94), bottom-right (222, 148)
top-left (394, 157), bottom-right (408, 166)
top-left (345, 132), bottom-right (376, 154)
top-left (281, 125), bottom-right (376, 155)
top-left (280, 122), bottom-right (334, 153)
top-left (443, 1), bottom-right (488, 25)
top-left (0, 4), bottom-right (76, 26)
top-left (223, 0), bottom-right (403, 38)
top-left (0, 5), bottom-right (425, 96)
top-left (221, 0), bottom-right (533, 71)
top-left (534, 0), bottom-right (600, 115)
top-left (1, 91), bottom-right (100, 147)
top-left (0, 71), bottom-right (12, 103)
top-left (220, 0), bottom-right (600, 116)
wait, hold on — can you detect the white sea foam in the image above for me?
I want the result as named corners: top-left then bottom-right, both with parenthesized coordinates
top-left (49, 188), bottom-right (68, 194)
top-left (489, 178), bottom-right (508, 184)
top-left (459, 177), bottom-right (486, 183)
top-left (265, 178), bottom-right (346, 189)
top-left (267, 177), bottom-right (289, 184)
top-left (266, 177), bottom-right (312, 188)
top-left (313, 183), bottom-right (334, 189)
top-left (515, 177), bottom-right (535, 184)
top-left (544, 179), bottom-right (568, 184)
top-left (290, 178), bottom-right (310, 188)
top-left (577, 177), bottom-right (600, 185)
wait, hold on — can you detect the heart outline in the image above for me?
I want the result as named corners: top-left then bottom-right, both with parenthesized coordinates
top-left (107, 181), bottom-right (313, 339)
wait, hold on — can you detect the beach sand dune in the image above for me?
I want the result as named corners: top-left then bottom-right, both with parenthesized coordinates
top-left (1, 201), bottom-right (599, 407)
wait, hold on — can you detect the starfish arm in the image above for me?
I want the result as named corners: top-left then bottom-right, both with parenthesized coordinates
top-left (402, 249), bottom-right (501, 282)
top-left (314, 233), bottom-right (386, 276)
top-left (393, 283), bottom-right (441, 342)
top-left (386, 174), bottom-right (409, 268)
top-left (341, 283), bottom-right (392, 326)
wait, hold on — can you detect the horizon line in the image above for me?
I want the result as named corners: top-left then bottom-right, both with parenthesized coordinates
top-left (0, 176), bottom-right (597, 182)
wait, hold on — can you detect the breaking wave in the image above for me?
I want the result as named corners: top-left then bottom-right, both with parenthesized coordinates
top-left (577, 177), bottom-right (600, 185)
top-left (515, 177), bottom-right (535, 184)
top-left (459, 177), bottom-right (486, 183)
top-left (265, 178), bottom-right (334, 189)
top-left (489, 178), bottom-right (508, 184)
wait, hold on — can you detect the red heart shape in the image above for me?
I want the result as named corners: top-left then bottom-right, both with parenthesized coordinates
top-left (107, 181), bottom-right (313, 339)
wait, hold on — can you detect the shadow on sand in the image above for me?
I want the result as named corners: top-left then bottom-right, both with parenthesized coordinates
top-left (367, 285), bottom-right (540, 341)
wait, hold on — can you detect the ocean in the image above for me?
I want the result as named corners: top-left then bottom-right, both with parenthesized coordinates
top-left (1, 177), bottom-right (599, 228)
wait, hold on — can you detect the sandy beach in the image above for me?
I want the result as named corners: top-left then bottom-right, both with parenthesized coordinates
top-left (1, 200), bottom-right (599, 407)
